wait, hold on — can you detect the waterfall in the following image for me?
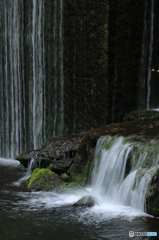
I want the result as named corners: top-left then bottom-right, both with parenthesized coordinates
top-left (13, 158), bottom-right (36, 186)
top-left (0, 0), bottom-right (64, 159)
top-left (139, 0), bottom-right (154, 110)
top-left (32, 0), bottom-right (45, 149)
top-left (0, 0), bottom-right (24, 159)
top-left (90, 136), bottom-right (159, 213)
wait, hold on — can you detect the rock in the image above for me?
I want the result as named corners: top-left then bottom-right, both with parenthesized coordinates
top-left (69, 134), bottom-right (98, 186)
top-left (60, 173), bottom-right (70, 182)
top-left (51, 158), bottom-right (73, 175)
top-left (146, 168), bottom-right (159, 217)
top-left (73, 196), bottom-right (96, 207)
top-left (16, 135), bottom-right (81, 168)
top-left (123, 110), bottom-right (159, 122)
top-left (17, 164), bottom-right (27, 172)
top-left (28, 168), bottom-right (63, 191)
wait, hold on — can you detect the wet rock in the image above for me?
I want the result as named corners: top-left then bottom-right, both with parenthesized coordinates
top-left (123, 110), bottom-right (159, 122)
top-left (146, 168), bottom-right (159, 217)
top-left (51, 158), bottom-right (73, 175)
top-left (16, 135), bottom-right (81, 168)
top-left (28, 168), bottom-right (63, 191)
top-left (17, 164), bottom-right (27, 172)
top-left (73, 196), bottom-right (96, 207)
top-left (69, 134), bottom-right (98, 187)
top-left (60, 173), bottom-right (70, 182)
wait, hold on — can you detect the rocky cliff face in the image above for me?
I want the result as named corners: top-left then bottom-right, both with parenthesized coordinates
top-left (63, 1), bottom-right (108, 133)
top-left (108, 0), bottom-right (159, 122)
top-left (108, 0), bottom-right (145, 123)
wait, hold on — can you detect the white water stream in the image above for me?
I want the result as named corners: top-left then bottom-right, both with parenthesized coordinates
top-left (1, 135), bottom-right (158, 220)
top-left (13, 159), bottom-right (36, 186)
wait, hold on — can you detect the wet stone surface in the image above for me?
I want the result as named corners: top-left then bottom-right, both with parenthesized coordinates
top-left (16, 135), bottom-right (81, 169)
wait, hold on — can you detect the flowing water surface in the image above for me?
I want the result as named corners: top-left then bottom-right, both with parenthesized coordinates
top-left (0, 158), bottom-right (158, 240)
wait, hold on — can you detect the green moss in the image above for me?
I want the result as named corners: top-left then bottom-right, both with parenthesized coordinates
top-left (41, 141), bottom-right (47, 149)
top-left (28, 168), bottom-right (60, 191)
top-left (15, 150), bottom-right (27, 160)
top-left (103, 136), bottom-right (115, 150)
top-left (60, 181), bottom-right (81, 191)
top-left (60, 173), bottom-right (70, 182)
top-left (17, 164), bottom-right (27, 172)
top-left (70, 161), bottom-right (90, 186)
top-left (47, 162), bottom-right (53, 170)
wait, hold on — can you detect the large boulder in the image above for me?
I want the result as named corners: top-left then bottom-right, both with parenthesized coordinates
top-left (28, 168), bottom-right (63, 191)
top-left (51, 158), bottom-right (73, 175)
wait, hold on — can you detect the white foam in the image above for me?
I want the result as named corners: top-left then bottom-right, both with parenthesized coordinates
top-left (0, 158), bottom-right (20, 167)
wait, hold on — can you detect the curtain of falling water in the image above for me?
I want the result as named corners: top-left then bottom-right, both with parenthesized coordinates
top-left (0, 0), bottom-right (64, 159)
top-left (139, 0), bottom-right (154, 110)
top-left (0, 0), bottom-right (25, 159)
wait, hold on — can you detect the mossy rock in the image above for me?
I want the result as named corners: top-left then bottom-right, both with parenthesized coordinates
top-left (73, 196), bottom-right (96, 207)
top-left (60, 181), bottom-right (82, 191)
top-left (47, 163), bottom-right (53, 170)
top-left (60, 173), bottom-right (70, 182)
top-left (146, 168), bottom-right (159, 216)
top-left (28, 168), bottom-right (62, 191)
top-left (69, 161), bottom-right (90, 187)
top-left (17, 164), bottom-right (27, 172)
top-left (15, 150), bottom-right (27, 160)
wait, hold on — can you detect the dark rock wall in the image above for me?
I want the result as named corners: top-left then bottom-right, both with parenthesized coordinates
top-left (108, 0), bottom-right (159, 122)
top-left (150, 1), bottom-right (159, 108)
top-left (63, 0), bottom-right (108, 133)
top-left (108, 0), bottom-right (145, 123)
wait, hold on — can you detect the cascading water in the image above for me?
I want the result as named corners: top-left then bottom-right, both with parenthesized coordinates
top-left (13, 158), bottom-right (36, 186)
top-left (0, 0), bottom-right (24, 159)
top-left (90, 135), bottom-right (159, 214)
top-left (0, 0), bottom-right (64, 159)
top-left (8, 134), bottom-right (158, 221)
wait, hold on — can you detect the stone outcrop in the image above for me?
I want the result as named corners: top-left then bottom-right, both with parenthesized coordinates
top-left (51, 158), bottom-right (73, 175)
top-left (28, 168), bottom-right (63, 191)
top-left (16, 135), bottom-right (81, 169)
top-left (73, 196), bottom-right (97, 207)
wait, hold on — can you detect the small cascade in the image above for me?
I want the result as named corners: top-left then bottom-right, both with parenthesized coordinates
top-left (90, 136), bottom-right (159, 213)
top-left (14, 159), bottom-right (36, 186)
